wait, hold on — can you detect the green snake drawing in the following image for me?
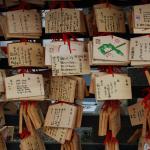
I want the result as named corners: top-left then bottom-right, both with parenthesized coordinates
top-left (98, 43), bottom-right (126, 56)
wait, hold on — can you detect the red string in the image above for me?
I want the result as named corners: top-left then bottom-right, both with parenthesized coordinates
top-left (49, 1), bottom-right (74, 9)
top-left (60, 1), bottom-right (65, 9)
top-left (146, 132), bottom-right (150, 139)
top-left (104, 131), bottom-right (112, 144)
top-left (111, 101), bottom-right (120, 111)
top-left (30, 101), bottom-right (37, 106)
top-left (63, 33), bottom-right (74, 53)
top-left (51, 32), bottom-right (77, 53)
top-left (141, 88), bottom-right (150, 110)
top-left (48, 0), bottom-right (76, 53)
top-left (96, 32), bottom-right (113, 36)
top-left (107, 66), bottom-right (114, 75)
top-left (21, 101), bottom-right (29, 113)
top-left (71, 34), bottom-right (78, 41)
top-left (19, 129), bottom-right (30, 139)
top-left (142, 95), bottom-right (150, 109)
top-left (106, 0), bottom-right (110, 8)
top-left (20, 38), bottom-right (28, 43)
top-left (102, 101), bottom-right (109, 110)
top-left (0, 47), bottom-right (7, 54)
top-left (18, 68), bottom-right (27, 77)
top-left (99, 66), bottom-right (122, 76)
top-left (104, 131), bottom-right (119, 144)
top-left (102, 100), bottom-right (120, 111)
top-left (111, 137), bottom-right (119, 143)
top-left (98, 66), bottom-right (114, 76)
top-left (51, 34), bottom-right (59, 41)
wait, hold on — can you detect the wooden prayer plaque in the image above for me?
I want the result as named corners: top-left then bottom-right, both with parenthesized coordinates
top-left (8, 42), bottom-right (45, 67)
top-left (44, 103), bottom-right (77, 128)
top-left (128, 102), bottom-right (144, 126)
top-left (95, 74), bottom-right (132, 100)
top-left (5, 73), bottom-right (45, 100)
top-left (49, 76), bottom-right (76, 103)
top-left (94, 4), bottom-right (126, 33)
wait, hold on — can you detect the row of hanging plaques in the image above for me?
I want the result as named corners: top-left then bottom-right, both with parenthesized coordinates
top-left (0, 70), bottom-right (132, 101)
top-left (0, 3), bottom-right (150, 39)
top-left (5, 35), bottom-right (150, 74)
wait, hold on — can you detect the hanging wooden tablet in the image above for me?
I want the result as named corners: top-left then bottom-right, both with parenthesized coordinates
top-left (126, 8), bottom-right (133, 34)
top-left (23, 106), bottom-right (35, 135)
top-left (75, 105), bottom-right (83, 128)
top-left (93, 36), bottom-right (129, 62)
top-left (89, 72), bottom-right (107, 94)
top-left (142, 109), bottom-right (148, 137)
top-left (73, 131), bottom-right (82, 150)
top-left (19, 104), bottom-right (23, 135)
top-left (0, 106), bottom-right (5, 128)
top-left (105, 140), bottom-right (119, 150)
top-left (130, 35), bottom-right (150, 66)
top-left (65, 129), bottom-right (73, 141)
top-left (5, 73), bottom-right (45, 100)
top-left (45, 41), bottom-right (85, 66)
top-left (133, 4), bottom-right (150, 30)
top-left (131, 60), bottom-right (150, 66)
top-left (109, 108), bottom-right (121, 137)
top-left (27, 103), bottom-right (44, 129)
top-left (147, 111), bottom-right (150, 132)
top-left (61, 131), bottom-right (81, 150)
top-left (0, 133), bottom-right (7, 150)
top-left (49, 76), bottom-right (76, 103)
top-left (8, 42), bottom-right (45, 67)
top-left (45, 9), bottom-right (61, 33)
top-left (127, 129), bottom-right (142, 144)
top-left (0, 25), bottom-right (3, 36)
top-left (128, 102), bottom-right (144, 126)
top-left (68, 76), bottom-right (86, 100)
top-left (6, 10), bottom-right (42, 35)
top-left (0, 10), bottom-right (42, 39)
top-left (98, 109), bottom-right (109, 136)
top-left (44, 103), bottom-right (77, 128)
top-left (138, 137), bottom-right (145, 150)
top-left (94, 3), bottom-right (126, 33)
top-left (52, 52), bottom-right (90, 76)
top-left (45, 41), bottom-right (90, 75)
top-left (45, 8), bottom-right (86, 33)
top-left (95, 74), bottom-right (132, 100)
top-left (19, 104), bottom-right (46, 150)
top-left (88, 40), bottom-right (129, 66)
top-left (129, 4), bottom-right (150, 33)
top-left (20, 132), bottom-right (46, 150)
top-left (0, 70), bottom-right (6, 93)
top-left (43, 127), bottom-right (71, 144)
top-left (104, 131), bottom-right (119, 150)
top-left (85, 11), bottom-right (95, 36)
top-left (0, 15), bottom-right (8, 39)
top-left (43, 76), bottom-right (50, 100)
